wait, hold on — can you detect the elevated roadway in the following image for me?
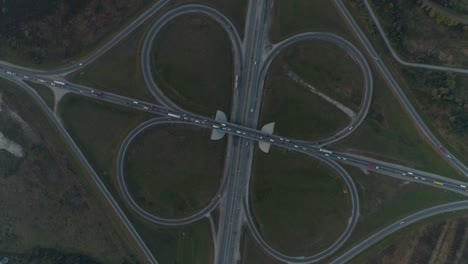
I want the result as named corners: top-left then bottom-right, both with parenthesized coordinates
top-left (2, 67), bottom-right (468, 263)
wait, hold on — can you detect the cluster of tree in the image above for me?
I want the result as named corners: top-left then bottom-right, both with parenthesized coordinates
top-left (420, 1), bottom-right (464, 27)
top-left (431, 72), bottom-right (458, 101)
top-left (0, 0), bottom-right (143, 65)
top-left (372, 0), bottom-right (407, 48)
top-left (433, 0), bottom-right (468, 15)
top-left (427, 72), bottom-right (468, 135)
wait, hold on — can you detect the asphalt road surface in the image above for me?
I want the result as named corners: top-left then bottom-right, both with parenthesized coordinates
top-left (1, 0), bottom-right (468, 262)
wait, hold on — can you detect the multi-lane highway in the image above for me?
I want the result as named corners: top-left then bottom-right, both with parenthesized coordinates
top-left (2, 43), bottom-right (468, 263)
top-left (1, 0), bottom-right (468, 263)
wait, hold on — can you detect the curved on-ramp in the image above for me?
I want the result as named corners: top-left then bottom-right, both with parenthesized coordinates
top-left (141, 4), bottom-right (243, 114)
top-left (259, 32), bottom-right (373, 147)
top-left (244, 151), bottom-right (360, 263)
top-left (116, 117), bottom-right (229, 226)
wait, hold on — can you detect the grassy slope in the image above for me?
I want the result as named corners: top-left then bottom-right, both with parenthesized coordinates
top-left (241, 232), bottom-right (282, 264)
top-left (251, 147), bottom-right (351, 256)
top-left (66, 25), bottom-right (155, 102)
top-left (270, 0), bottom-right (354, 42)
top-left (174, 0), bottom-right (248, 38)
top-left (0, 78), bottom-right (140, 263)
top-left (24, 81), bottom-right (55, 110)
top-left (59, 94), bottom-right (214, 263)
top-left (285, 41), bottom-right (364, 112)
top-left (152, 14), bottom-right (232, 116)
top-left (261, 43), bottom-right (352, 141)
top-left (125, 124), bottom-right (225, 218)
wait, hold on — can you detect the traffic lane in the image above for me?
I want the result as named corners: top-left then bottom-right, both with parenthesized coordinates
top-left (6, 71), bottom-right (465, 198)
top-left (311, 149), bottom-right (468, 195)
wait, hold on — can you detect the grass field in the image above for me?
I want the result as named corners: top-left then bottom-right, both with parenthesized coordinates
top-left (261, 42), bottom-right (357, 140)
top-left (241, 231), bottom-right (282, 264)
top-left (0, 79), bottom-right (141, 263)
top-left (270, 0), bottom-right (355, 42)
top-left (59, 94), bottom-right (215, 262)
top-left (251, 147), bottom-right (351, 256)
top-left (125, 124), bottom-right (225, 218)
top-left (25, 81), bottom-right (54, 110)
top-left (282, 41), bottom-right (364, 112)
top-left (349, 210), bottom-right (468, 264)
top-left (66, 25), bottom-right (156, 102)
top-left (132, 218), bottom-right (214, 264)
top-left (152, 14), bottom-right (233, 116)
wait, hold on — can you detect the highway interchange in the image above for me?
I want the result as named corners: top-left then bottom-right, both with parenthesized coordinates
top-left (1, 0), bottom-right (468, 263)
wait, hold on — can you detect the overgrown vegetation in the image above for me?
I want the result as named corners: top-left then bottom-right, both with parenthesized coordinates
top-left (152, 14), bottom-right (233, 116)
top-left (0, 0), bottom-right (158, 67)
top-left (0, 79), bottom-right (140, 263)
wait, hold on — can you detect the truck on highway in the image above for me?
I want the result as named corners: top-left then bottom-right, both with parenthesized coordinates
top-left (368, 164), bottom-right (379, 170)
top-left (433, 181), bottom-right (444, 186)
top-left (53, 80), bottom-right (65, 86)
top-left (167, 113), bottom-right (180, 118)
top-left (234, 75), bottom-right (239, 89)
top-left (319, 148), bottom-right (333, 154)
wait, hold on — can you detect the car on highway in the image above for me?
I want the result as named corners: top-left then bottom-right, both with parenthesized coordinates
top-left (439, 145), bottom-right (447, 153)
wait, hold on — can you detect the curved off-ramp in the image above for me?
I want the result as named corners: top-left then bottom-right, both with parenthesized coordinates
top-left (244, 151), bottom-right (360, 263)
top-left (141, 4), bottom-right (243, 114)
top-left (116, 117), bottom-right (230, 226)
top-left (259, 32), bottom-right (373, 147)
